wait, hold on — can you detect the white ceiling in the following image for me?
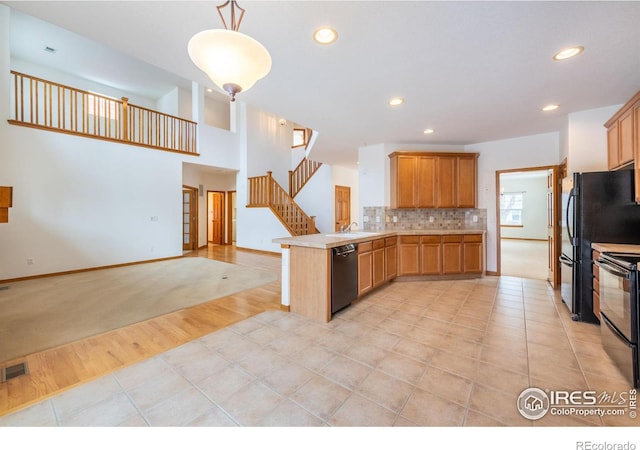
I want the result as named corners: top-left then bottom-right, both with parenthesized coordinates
top-left (5, 1), bottom-right (640, 169)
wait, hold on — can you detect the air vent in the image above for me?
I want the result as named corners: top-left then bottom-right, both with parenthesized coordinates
top-left (2, 362), bottom-right (29, 382)
top-left (44, 46), bottom-right (57, 54)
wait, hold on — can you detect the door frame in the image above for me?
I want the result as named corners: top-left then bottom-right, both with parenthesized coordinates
top-left (495, 165), bottom-right (560, 287)
top-left (227, 190), bottom-right (236, 245)
top-left (182, 185), bottom-right (199, 251)
top-left (207, 190), bottom-right (226, 245)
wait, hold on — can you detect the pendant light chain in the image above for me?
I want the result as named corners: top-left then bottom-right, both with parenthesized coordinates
top-left (216, 0), bottom-right (245, 31)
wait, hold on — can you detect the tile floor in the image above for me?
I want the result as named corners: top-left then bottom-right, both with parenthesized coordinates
top-left (0, 276), bottom-right (637, 427)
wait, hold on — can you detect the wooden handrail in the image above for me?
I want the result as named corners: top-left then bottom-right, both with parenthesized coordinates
top-left (247, 172), bottom-right (319, 236)
top-left (289, 157), bottom-right (323, 198)
top-left (8, 71), bottom-right (198, 155)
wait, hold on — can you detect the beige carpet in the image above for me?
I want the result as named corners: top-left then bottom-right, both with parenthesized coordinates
top-left (500, 239), bottom-right (548, 280)
top-left (0, 257), bottom-right (277, 362)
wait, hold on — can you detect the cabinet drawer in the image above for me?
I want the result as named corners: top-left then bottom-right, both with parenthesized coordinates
top-left (593, 264), bottom-right (599, 280)
top-left (443, 235), bottom-right (463, 243)
top-left (385, 237), bottom-right (397, 246)
top-left (421, 235), bottom-right (441, 244)
top-left (373, 239), bottom-right (385, 250)
top-left (464, 234), bottom-right (482, 243)
top-left (593, 277), bottom-right (600, 294)
top-left (400, 236), bottom-right (420, 244)
top-left (358, 241), bottom-right (373, 253)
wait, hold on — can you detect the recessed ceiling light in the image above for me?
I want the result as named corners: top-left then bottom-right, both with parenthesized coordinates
top-left (542, 104), bottom-right (559, 112)
top-left (388, 97), bottom-right (404, 107)
top-left (423, 128), bottom-right (435, 134)
top-left (313, 27), bottom-right (338, 45)
top-left (553, 46), bottom-right (584, 61)
top-left (206, 88), bottom-right (213, 93)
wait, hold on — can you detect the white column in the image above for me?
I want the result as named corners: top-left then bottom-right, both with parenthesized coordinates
top-left (191, 80), bottom-right (204, 153)
top-left (280, 247), bottom-right (290, 307)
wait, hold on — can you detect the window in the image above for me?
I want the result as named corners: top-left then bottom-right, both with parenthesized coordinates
top-left (500, 192), bottom-right (524, 226)
top-left (87, 93), bottom-right (118, 119)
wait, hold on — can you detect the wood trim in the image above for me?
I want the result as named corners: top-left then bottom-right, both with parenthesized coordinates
top-left (226, 190), bottom-right (236, 245)
top-left (7, 120), bottom-right (200, 157)
top-left (500, 225), bottom-right (524, 228)
top-left (500, 237), bottom-right (547, 242)
top-left (280, 304), bottom-right (290, 312)
top-left (485, 270), bottom-right (499, 276)
top-left (604, 90), bottom-right (640, 127)
top-left (234, 246), bottom-right (282, 257)
top-left (0, 255), bottom-right (184, 284)
top-left (388, 151), bottom-right (479, 159)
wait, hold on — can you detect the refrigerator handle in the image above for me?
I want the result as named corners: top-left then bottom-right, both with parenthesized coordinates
top-left (567, 187), bottom-right (576, 245)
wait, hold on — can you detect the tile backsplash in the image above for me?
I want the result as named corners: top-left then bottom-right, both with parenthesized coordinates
top-left (362, 207), bottom-right (487, 231)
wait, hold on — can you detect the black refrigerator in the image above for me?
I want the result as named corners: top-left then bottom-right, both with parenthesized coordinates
top-left (560, 169), bottom-right (640, 324)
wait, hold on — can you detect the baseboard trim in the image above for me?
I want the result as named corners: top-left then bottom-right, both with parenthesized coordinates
top-left (500, 237), bottom-right (547, 242)
top-left (235, 246), bottom-right (282, 257)
top-left (485, 271), bottom-right (499, 276)
top-left (0, 255), bottom-right (184, 284)
top-left (280, 304), bottom-right (290, 312)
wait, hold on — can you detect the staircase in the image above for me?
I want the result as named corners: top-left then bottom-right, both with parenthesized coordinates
top-left (247, 171), bottom-right (320, 236)
top-left (289, 157), bottom-right (323, 198)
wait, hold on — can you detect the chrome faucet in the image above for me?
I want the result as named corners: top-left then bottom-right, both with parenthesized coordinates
top-left (340, 222), bottom-right (358, 233)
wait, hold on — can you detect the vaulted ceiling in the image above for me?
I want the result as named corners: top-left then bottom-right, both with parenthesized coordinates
top-left (6, 1), bottom-right (640, 168)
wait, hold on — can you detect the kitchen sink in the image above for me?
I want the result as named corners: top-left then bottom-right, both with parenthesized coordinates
top-left (325, 232), bottom-right (381, 238)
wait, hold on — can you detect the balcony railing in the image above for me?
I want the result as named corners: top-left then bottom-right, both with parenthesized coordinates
top-left (9, 71), bottom-right (198, 155)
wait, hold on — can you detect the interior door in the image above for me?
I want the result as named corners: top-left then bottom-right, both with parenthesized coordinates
top-left (547, 166), bottom-right (560, 287)
top-left (335, 185), bottom-right (351, 232)
top-left (182, 187), bottom-right (197, 251)
top-left (212, 191), bottom-right (224, 244)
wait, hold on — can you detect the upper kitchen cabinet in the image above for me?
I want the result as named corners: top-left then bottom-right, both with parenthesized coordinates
top-left (389, 152), bottom-right (478, 209)
top-left (604, 90), bottom-right (640, 202)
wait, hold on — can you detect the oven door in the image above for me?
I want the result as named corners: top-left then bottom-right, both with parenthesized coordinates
top-left (596, 257), bottom-right (633, 341)
top-left (600, 312), bottom-right (638, 388)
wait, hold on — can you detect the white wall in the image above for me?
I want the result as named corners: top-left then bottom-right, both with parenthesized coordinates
top-left (567, 105), bottom-right (621, 175)
top-left (466, 132), bottom-right (560, 273)
top-left (1, 127), bottom-right (183, 279)
top-left (204, 95), bottom-right (230, 130)
top-left (499, 174), bottom-right (548, 240)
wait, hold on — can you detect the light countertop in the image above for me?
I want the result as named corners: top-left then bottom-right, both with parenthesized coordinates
top-left (592, 242), bottom-right (640, 254)
top-left (273, 229), bottom-right (486, 249)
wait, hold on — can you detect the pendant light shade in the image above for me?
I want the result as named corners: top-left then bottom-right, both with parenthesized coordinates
top-left (187, 2), bottom-right (271, 102)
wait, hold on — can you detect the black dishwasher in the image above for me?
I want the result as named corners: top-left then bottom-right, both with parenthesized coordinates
top-left (331, 243), bottom-right (358, 314)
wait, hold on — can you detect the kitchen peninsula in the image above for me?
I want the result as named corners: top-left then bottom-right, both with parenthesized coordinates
top-left (273, 229), bottom-right (486, 323)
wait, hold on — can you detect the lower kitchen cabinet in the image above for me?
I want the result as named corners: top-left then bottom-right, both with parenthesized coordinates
top-left (463, 234), bottom-right (483, 273)
top-left (372, 239), bottom-right (386, 288)
top-left (397, 233), bottom-right (483, 277)
top-left (385, 237), bottom-right (397, 280)
top-left (357, 241), bottom-right (373, 296)
top-left (420, 236), bottom-right (442, 275)
top-left (442, 235), bottom-right (463, 274)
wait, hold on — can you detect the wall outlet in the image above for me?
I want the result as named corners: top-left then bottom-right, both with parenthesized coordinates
top-left (27, 257), bottom-right (34, 265)
top-left (429, 216), bottom-right (434, 223)
top-left (472, 215), bottom-right (478, 223)
top-left (393, 216), bottom-right (398, 223)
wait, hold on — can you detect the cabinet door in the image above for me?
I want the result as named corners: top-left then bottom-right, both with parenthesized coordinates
top-left (373, 247), bottom-right (386, 287)
top-left (607, 122), bottom-right (620, 169)
top-left (417, 156), bottom-right (437, 208)
top-left (437, 156), bottom-right (456, 208)
top-left (420, 236), bottom-right (442, 275)
top-left (620, 108), bottom-right (634, 166)
top-left (385, 244), bottom-right (397, 280)
top-left (463, 240), bottom-right (483, 273)
top-left (457, 156), bottom-right (477, 208)
top-left (442, 235), bottom-right (463, 274)
top-left (398, 236), bottom-right (420, 275)
top-left (358, 251), bottom-right (373, 296)
top-left (396, 155), bottom-right (417, 208)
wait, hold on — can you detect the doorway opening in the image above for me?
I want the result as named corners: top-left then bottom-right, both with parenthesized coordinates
top-left (496, 165), bottom-right (560, 287)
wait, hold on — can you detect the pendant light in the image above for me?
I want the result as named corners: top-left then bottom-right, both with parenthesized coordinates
top-left (188, 1), bottom-right (272, 102)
